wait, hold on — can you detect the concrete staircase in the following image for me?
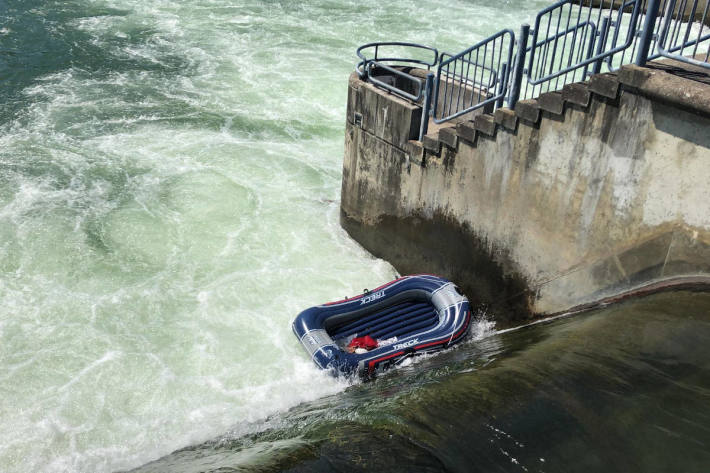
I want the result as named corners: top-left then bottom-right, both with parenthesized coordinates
top-left (408, 62), bottom-right (710, 163)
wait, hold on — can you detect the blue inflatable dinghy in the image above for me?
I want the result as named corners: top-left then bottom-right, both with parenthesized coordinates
top-left (292, 274), bottom-right (471, 377)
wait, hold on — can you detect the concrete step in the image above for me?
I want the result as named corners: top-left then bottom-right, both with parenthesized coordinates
top-left (438, 125), bottom-right (458, 149)
top-left (420, 71), bottom-right (622, 152)
top-left (494, 108), bottom-right (517, 131)
top-left (562, 82), bottom-right (591, 107)
top-left (515, 99), bottom-right (541, 124)
top-left (538, 91), bottom-right (565, 115)
top-left (473, 113), bottom-right (497, 136)
top-left (456, 121), bottom-right (477, 144)
top-left (421, 132), bottom-right (441, 154)
top-left (589, 72), bottom-right (620, 99)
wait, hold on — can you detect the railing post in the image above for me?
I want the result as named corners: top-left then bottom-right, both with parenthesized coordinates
top-left (496, 63), bottom-right (509, 110)
top-left (509, 24), bottom-right (530, 110)
top-left (635, 0), bottom-right (663, 66)
top-left (592, 17), bottom-right (611, 75)
top-left (419, 73), bottom-right (434, 141)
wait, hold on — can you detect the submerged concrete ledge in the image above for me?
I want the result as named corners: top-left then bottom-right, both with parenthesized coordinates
top-left (340, 63), bottom-right (710, 327)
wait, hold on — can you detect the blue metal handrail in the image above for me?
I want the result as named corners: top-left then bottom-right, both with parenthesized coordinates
top-left (433, 29), bottom-right (515, 123)
top-left (356, 42), bottom-right (439, 77)
top-left (657, 0), bottom-right (710, 69)
top-left (354, 0), bottom-right (709, 137)
top-left (522, 0), bottom-right (641, 100)
top-left (355, 42), bottom-right (439, 102)
top-left (439, 52), bottom-right (499, 90)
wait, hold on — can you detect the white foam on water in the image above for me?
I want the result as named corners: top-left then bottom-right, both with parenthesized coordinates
top-left (0, 0), bottom-right (540, 471)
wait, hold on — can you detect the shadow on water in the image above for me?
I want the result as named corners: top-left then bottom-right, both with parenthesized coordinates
top-left (130, 290), bottom-right (710, 473)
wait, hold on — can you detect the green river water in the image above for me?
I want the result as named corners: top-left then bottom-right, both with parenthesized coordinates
top-left (1, 1), bottom-right (709, 472)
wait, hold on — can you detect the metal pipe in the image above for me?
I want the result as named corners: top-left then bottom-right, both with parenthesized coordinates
top-left (635, 0), bottom-right (662, 65)
top-left (496, 63), bottom-right (509, 109)
top-left (509, 24), bottom-right (530, 109)
top-left (419, 73), bottom-right (434, 141)
top-left (593, 17), bottom-right (611, 74)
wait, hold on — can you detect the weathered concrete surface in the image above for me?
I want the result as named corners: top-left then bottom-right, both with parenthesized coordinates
top-left (341, 67), bottom-right (710, 326)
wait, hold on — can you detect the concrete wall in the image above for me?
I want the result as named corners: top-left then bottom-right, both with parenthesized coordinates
top-left (340, 62), bottom-right (710, 326)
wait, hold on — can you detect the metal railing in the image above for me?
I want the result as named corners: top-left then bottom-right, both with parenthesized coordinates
top-left (356, 42), bottom-right (439, 101)
top-left (433, 29), bottom-right (515, 123)
top-left (658, 0), bottom-right (710, 68)
top-left (355, 0), bottom-right (710, 139)
top-left (519, 0), bottom-right (642, 100)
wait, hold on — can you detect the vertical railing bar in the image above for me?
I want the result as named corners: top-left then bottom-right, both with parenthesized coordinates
top-left (582, 23), bottom-right (597, 78)
top-left (605, 0), bottom-right (623, 69)
top-left (576, 16), bottom-right (591, 80)
top-left (594, 0), bottom-right (603, 38)
top-left (658, 0), bottom-right (676, 50)
top-left (480, 40), bottom-right (489, 104)
top-left (495, 36), bottom-right (505, 108)
top-left (448, 58), bottom-right (461, 117)
top-left (537, 13), bottom-right (550, 87)
top-left (443, 60), bottom-right (451, 120)
top-left (566, 0), bottom-right (585, 85)
top-left (617, 0), bottom-right (633, 68)
top-left (653, 0), bottom-right (668, 54)
top-left (537, 12), bottom-right (551, 84)
top-left (492, 34), bottom-right (499, 92)
top-left (468, 53), bottom-right (477, 111)
top-left (440, 62), bottom-right (447, 120)
top-left (419, 73), bottom-right (434, 141)
top-left (550, 5), bottom-right (564, 86)
top-left (541, 10), bottom-right (556, 84)
top-left (651, 0), bottom-right (661, 55)
top-left (636, 0), bottom-right (662, 64)
top-left (593, 0), bottom-right (604, 73)
top-left (602, 0), bottom-right (612, 71)
top-left (492, 38), bottom-right (499, 108)
top-left (456, 52), bottom-right (471, 118)
top-left (553, 4), bottom-right (571, 91)
top-left (681, 0), bottom-right (698, 55)
top-left (509, 24), bottom-right (530, 109)
top-left (671, 0), bottom-right (687, 50)
top-left (593, 17), bottom-right (611, 73)
top-left (603, 0), bottom-right (611, 70)
top-left (583, 0), bottom-right (596, 78)
top-left (449, 60), bottom-right (458, 118)
top-left (691, 1), bottom-right (709, 57)
top-left (573, 0), bottom-right (586, 83)
top-left (559, 4), bottom-right (572, 89)
top-left (476, 48), bottom-right (483, 107)
top-left (623, 0), bottom-right (643, 66)
top-left (432, 63), bottom-right (442, 122)
top-left (497, 63), bottom-right (509, 109)
top-left (666, 0), bottom-right (679, 50)
top-left (470, 57), bottom-right (478, 108)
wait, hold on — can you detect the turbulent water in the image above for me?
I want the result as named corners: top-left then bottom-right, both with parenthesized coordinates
top-left (0, 0), bottom-right (542, 471)
top-left (2, 1), bottom-right (709, 472)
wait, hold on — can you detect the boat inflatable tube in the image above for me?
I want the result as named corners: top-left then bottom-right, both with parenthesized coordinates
top-left (292, 275), bottom-right (471, 377)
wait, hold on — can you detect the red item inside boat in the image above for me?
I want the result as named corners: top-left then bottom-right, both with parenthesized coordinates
top-left (347, 335), bottom-right (378, 351)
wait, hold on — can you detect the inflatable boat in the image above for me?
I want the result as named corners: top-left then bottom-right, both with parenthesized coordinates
top-left (292, 275), bottom-right (471, 377)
